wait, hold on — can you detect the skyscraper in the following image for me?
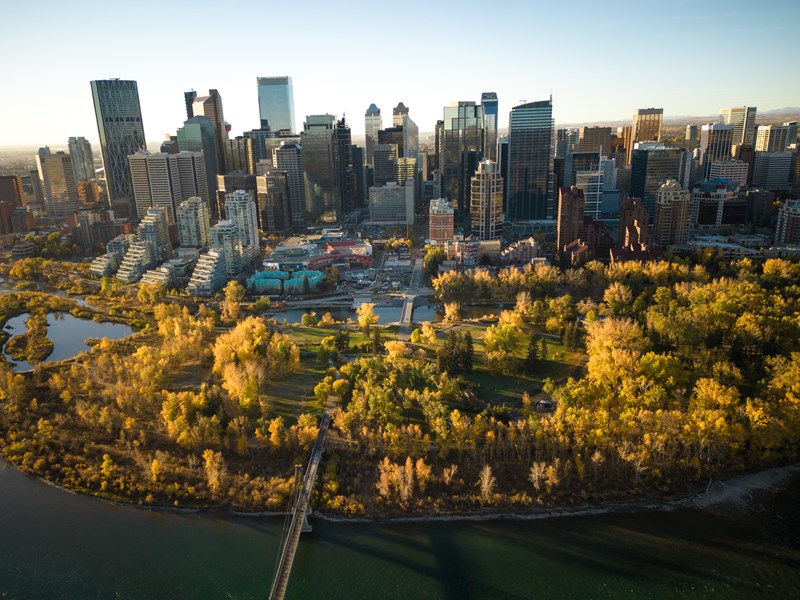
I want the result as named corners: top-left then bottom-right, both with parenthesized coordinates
top-left (365, 104), bottom-right (382, 165)
top-left (720, 106), bottom-right (757, 148)
top-left (177, 116), bottom-right (219, 212)
top-left (191, 90), bottom-right (227, 174)
top-left (274, 143), bottom-right (306, 226)
top-left (36, 148), bottom-right (79, 218)
top-left (128, 151), bottom-right (208, 221)
top-left (257, 76), bottom-right (296, 134)
top-left (628, 108), bottom-right (663, 165)
top-left (577, 127), bottom-right (612, 155)
top-left (442, 101), bottom-right (485, 226)
top-left (507, 99), bottom-right (553, 221)
top-left (630, 146), bottom-right (691, 217)
top-left (68, 137), bottom-right (95, 182)
top-left (335, 117), bottom-right (357, 216)
top-left (256, 172), bottom-right (292, 233)
top-left (699, 124), bottom-right (734, 179)
top-left (373, 144), bottom-right (398, 188)
top-left (481, 93), bottom-right (499, 162)
top-left (392, 102), bottom-right (409, 127)
top-left (224, 190), bottom-right (260, 267)
top-left (301, 115), bottom-right (339, 224)
top-left (90, 79), bottom-right (146, 218)
top-left (755, 125), bottom-right (791, 152)
top-left (184, 91), bottom-right (197, 120)
top-left (470, 160), bottom-right (503, 240)
top-left (556, 186), bottom-right (586, 255)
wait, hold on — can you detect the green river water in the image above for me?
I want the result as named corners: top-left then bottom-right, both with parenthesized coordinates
top-left (1, 459), bottom-right (799, 599)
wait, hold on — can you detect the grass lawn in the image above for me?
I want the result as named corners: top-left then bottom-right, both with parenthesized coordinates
top-left (264, 360), bottom-right (327, 423)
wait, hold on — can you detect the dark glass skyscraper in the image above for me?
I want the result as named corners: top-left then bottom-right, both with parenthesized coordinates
top-left (90, 79), bottom-right (146, 218)
top-left (257, 76), bottom-right (295, 134)
top-left (301, 115), bottom-right (339, 225)
top-left (335, 117), bottom-right (356, 216)
top-left (507, 99), bottom-right (554, 221)
top-left (442, 101), bottom-right (485, 228)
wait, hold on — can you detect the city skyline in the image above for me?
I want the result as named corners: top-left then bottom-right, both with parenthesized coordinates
top-left (2, 0), bottom-right (799, 147)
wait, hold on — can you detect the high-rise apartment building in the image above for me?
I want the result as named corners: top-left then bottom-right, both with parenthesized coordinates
top-left (257, 76), bottom-right (296, 134)
top-left (654, 180), bottom-right (690, 246)
top-left (191, 90), bottom-right (227, 175)
top-left (628, 108), bottom-right (663, 165)
top-left (177, 196), bottom-right (211, 248)
top-left (138, 207), bottom-right (173, 263)
top-left (301, 114), bottom-right (339, 224)
top-left (442, 101), bottom-right (485, 226)
top-left (274, 143), bottom-right (306, 226)
top-left (364, 104), bottom-right (382, 166)
top-left (470, 160), bottom-right (503, 241)
top-left (68, 137), bottom-right (95, 182)
top-left (224, 190), bottom-right (260, 267)
top-left (720, 106), bottom-right (757, 148)
top-left (90, 79), bottom-right (146, 218)
top-left (481, 92), bottom-right (499, 162)
top-left (507, 99), bottom-right (553, 221)
top-left (556, 186), bottom-right (586, 255)
top-left (128, 151), bottom-right (208, 221)
top-left (216, 172), bottom-right (256, 220)
top-left (36, 148), bottom-right (79, 218)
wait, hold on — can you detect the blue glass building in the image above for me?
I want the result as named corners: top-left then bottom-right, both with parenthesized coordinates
top-left (257, 76), bottom-right (296, 134)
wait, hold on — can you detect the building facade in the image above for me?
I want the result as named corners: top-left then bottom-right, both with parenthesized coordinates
top-left (301, 114), bottom-right (339, 224)
top-left (257, 76), bottom-right (295, 134)
top-left (469, 160), bottom-right (503, 240)
top-left (654, 180), bottom-right (690, 246)
top-left (507, 100), bottom-right (554, 221)
top-left (90, 79), bottom-right (146, 218)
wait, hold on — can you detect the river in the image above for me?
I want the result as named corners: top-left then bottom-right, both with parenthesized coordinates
top-left (1, 459), bottom-right (798, 599)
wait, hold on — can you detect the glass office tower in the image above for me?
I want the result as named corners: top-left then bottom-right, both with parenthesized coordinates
top-left (257, 76), bottom-right (296, 134)
top-left (507, 99), bottom-right (554, 221)
top-left (481, 92), bottom-right (498, 162)
top-left (442, 101), bottom-right (485, 228)
top-left (90, 79), bottom-right (146, 216)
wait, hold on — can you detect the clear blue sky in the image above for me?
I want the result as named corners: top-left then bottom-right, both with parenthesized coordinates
top-left (2, 0), bottom-right (798, 147)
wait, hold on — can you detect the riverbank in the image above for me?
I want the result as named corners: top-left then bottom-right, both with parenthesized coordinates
top-left (315, 462), bottom-right (800, 525)
top-left (7, 457), bottom-right (798, 526)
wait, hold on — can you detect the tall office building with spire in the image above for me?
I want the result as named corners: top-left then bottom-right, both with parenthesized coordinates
top-left (257, 76), bottom-right (296, 134)
top-left (90, 79), bottom-right (146, 218)
top-left (507, 99), bottom-right (553, 221)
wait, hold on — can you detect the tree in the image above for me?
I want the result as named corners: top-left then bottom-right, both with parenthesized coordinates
top-left (202, 449), bottom-right (225, 495)
top-left (478, 464), bottom-right (496, 504)
top-left (357, 302), bottom-right (378, 332)
top-left (603, 281), bottom-right (633, 316)
top-left (301, 312), bottom-right (317, 326)
top-left (421, 322), bottom-right (437, 345)
top-left (443, 302), bottom-right (462, 323)
top-left (221, 281), bottom-right (246, 322)
top-left (526, 335), bottom-right (541, 370)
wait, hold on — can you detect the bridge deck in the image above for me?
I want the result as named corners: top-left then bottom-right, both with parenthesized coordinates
top-left (268, 408), bottom-right (332, 600)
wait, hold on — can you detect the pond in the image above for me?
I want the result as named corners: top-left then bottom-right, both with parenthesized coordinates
top-left (2, 312), bottom-right (134, 372)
